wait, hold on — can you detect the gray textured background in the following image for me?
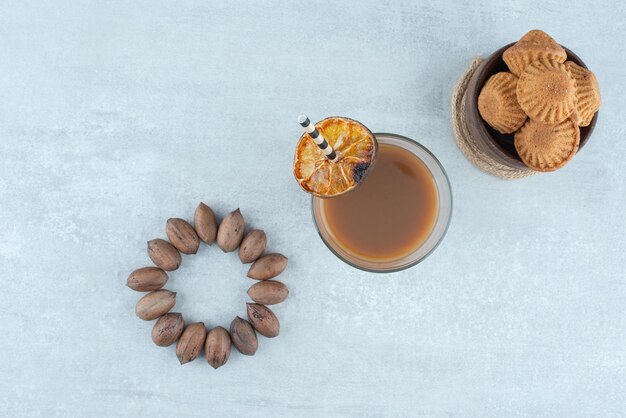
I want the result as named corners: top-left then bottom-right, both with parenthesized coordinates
top-left (1, 0), bottom-right (625, 416)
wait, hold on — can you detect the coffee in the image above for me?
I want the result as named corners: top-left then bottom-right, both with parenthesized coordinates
top-left (320, 143), bottom-right (438, 261)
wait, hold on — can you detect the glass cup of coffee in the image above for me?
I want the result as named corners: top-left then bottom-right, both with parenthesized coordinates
top-left (295, 118), bottom-right (452, 272)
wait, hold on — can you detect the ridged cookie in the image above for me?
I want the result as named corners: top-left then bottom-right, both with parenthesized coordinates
top-left (516, 59), bottom-right (576, 124)
top-left (514, 118), bottom-right (580, 172)
top-left (478, 72), bottom-right (527, 134)
top-left (503, 30), bottom-right (567, 76)
top-left (565, 61), bottom-right (601, 127)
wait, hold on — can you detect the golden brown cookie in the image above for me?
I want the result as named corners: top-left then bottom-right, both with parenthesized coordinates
top-left (478, 72), bottom-right (527, 134)
top-left (516, 59), bottom-right (576, 124)
top-left (514, 118), bottom-right (580, 172)
top-left (503, 30), bottom-right (567, 76)
top-left (565, 61), bottom-right (601, 127)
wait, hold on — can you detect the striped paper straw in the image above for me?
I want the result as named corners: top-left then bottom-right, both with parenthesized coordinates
top-left (298, 115), bottom-right (338, 162)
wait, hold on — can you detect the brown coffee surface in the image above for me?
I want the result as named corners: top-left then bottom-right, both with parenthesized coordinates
top-left (321, 144), bottom-right (438, 261)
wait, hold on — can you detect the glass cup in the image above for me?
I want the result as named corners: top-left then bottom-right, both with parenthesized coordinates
top-left (311, 133), bottom-right (452, 272)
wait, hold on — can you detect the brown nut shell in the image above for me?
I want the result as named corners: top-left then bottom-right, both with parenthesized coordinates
top-left (194, 202), bottom-right (218, 245)
top-left (176, 322), bottom-right (207, 365)
top-left (147, 239), bottom-right (181, 271)
top-left (229, 316), bottom-right (258, 355)
top-left (217, 209), bottom-right (245, 252)
top-left (205, 326), bottom-right (232, 369)
top-left (166, 218), bottom-right (200, 254)
top-left (135, 289), bottom-right (177, 321)
top-left (247, 253), bottom-right (288, 280)
top-left (151, 312), bottom-right (184, 346)
top-left (127, 267), bottom-right (168, 292)
top-left (246, 303), bottom-right (280, 338)
top-left (247, 280), bottom-right (289, 305)
top-left (239, 229), bottom-right (267, 264)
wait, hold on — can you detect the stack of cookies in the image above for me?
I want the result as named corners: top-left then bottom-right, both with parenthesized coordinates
top-left (478, 30), bottom-right (601, 172)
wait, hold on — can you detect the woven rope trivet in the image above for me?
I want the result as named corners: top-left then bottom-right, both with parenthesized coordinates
top-left (451, 57), bottom-right (535, 179)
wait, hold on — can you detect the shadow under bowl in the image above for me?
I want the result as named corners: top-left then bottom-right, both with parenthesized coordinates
top-left (464, 43), bottom-right (598, 170)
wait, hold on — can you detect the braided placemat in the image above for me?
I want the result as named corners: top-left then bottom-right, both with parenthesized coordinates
top-left (451, 57), bottom-right (535, 179)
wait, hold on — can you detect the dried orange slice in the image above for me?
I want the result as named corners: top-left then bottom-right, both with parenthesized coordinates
top-left (293, 117), bottom-right (378, 197)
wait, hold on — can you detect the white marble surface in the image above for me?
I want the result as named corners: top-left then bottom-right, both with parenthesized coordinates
top-left (1, 0), bottom-right (625, 416)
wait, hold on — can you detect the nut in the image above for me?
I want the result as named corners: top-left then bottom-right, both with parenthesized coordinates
top-left (205, 326), bottom-right (231, 369)
top-left (247, 280), bottom-right (289, 305)
top-left (216, 209), bottom-right (245, 252)
top-left (239, 229), bottom-right (267, 264)
top-left (147, 239), bottom-right (181, 271)
top-left (229, 316), bottom-right (258, 355)
top-left (193, 202), bottom-right (217, 245)
top-left (247, 253), bottom-right (288, 280)
top-left (127, 267), bottom-right (168, 292)
top-left (135, 289), bottom-right (177, 320)
top-left (246, 303), bottom-right (279, 338)
top-left (166, 218), bottom-right (200, 254)
top-left (176, 322), bottom-right (207, 365)
top-left (151, 312), bottom-right (184, 346)
top-left (194, 202), bottom-right (218, 245)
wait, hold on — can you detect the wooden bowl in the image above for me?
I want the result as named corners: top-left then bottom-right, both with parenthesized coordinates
top-left (464, 43), bottom-right (598, 170)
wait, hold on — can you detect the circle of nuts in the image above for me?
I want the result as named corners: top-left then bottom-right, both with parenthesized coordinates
top-left (127, 202), bottom-right (289, 369)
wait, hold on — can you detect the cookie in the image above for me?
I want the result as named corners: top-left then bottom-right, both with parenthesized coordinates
top-left (503, 30), bottom-right (567, 76)
top-left (516, 59), bottom-right (576, 124)
top-left (565, 61), bottom-right (601, 127)
top-left (478, 72), bottom-right (527, 134)
top-left (514, 118), bottom-right (580, 172)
